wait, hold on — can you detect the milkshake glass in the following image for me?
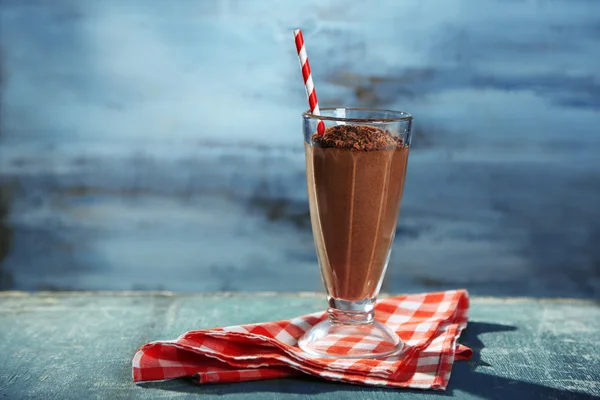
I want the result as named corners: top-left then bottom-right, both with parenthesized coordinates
top-left (298, 108), bottom-right (412, 358)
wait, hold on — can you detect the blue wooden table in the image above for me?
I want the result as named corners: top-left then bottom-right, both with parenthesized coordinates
top-left (0, 292), bottom-right (599, 399)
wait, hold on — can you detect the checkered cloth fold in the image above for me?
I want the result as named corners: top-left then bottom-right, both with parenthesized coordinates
top-left (133, 290), bottom-right (471, 390)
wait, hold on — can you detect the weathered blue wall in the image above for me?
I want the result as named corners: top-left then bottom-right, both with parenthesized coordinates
top-left (1, 0), bottom-right (599, 296)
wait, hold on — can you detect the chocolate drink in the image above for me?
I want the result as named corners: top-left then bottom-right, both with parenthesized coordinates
top-left (305, 125), bottom-right (409, 301)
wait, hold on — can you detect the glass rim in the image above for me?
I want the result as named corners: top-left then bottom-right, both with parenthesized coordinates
top-left (303, 107), bottom-right (413, 123)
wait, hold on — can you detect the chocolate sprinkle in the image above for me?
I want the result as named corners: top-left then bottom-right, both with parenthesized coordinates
top-left (312, 125), bottom-right (404, 151)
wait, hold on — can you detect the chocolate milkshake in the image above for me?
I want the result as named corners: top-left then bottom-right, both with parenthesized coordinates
top-left (305, 125), bottom-right (409, 302)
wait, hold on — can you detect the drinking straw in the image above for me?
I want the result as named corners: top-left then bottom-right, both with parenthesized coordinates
top-left (294, 29), bottom-right (325, 135)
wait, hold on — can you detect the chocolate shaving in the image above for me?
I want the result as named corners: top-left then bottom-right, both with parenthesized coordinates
top-left (312, 125), bottom-right (404, 151)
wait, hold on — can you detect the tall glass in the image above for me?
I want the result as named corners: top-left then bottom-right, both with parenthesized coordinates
top-left (298, 108), bottom-right (412, 358)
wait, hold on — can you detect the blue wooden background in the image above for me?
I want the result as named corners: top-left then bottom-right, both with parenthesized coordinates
top-left (0, 0), bottom-right (599, 297)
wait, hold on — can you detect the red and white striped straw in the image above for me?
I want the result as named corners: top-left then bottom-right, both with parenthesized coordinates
top-left (294, 29), bottom-right (325, 135)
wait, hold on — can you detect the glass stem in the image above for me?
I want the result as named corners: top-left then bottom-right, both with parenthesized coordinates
top-left (327, 297), bottom-right (376, 325)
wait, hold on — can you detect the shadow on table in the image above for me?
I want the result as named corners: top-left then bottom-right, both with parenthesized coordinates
top-left (139, 322), bottom-right (591, 399)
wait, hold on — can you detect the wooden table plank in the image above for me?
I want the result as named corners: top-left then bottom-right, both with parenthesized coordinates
top-left (0, 292), bottom-right (598, 399)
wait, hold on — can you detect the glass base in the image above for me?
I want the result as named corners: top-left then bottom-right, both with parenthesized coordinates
top-left (298, 319), bottom-right (403, 359)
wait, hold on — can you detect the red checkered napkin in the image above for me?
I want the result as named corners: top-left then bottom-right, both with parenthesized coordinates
top-left (133, 290), bottom-right (471, 390)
